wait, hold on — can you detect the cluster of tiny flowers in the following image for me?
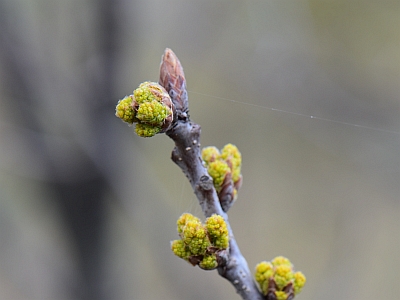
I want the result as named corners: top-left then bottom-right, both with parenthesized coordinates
top-left (115, 81), bottom-right (174, 137)
top-left (255, 256), bottom-right (306, 300)
top-left (171, 213), bottom-right (229, 270)
top-left (202, 144), bottom-right (242, 211)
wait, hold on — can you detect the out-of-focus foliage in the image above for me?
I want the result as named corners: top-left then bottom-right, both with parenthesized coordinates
top-left (0, 1), bottom-right (399, 299)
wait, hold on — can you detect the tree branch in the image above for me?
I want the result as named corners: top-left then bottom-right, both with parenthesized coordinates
top-left (116, 47), bottom-right (305, 299)
top-left (162, 49), bottom-right (263, 300)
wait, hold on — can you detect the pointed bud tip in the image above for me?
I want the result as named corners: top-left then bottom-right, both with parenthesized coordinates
top-left (163, 48), bottom-right (177, 64)
top-left (159, 48), bottom-right (188, 115)
top-left (160, 48), bottom-right (184, 79)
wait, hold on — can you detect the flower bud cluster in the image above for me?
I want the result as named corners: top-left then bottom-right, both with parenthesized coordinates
top-left (255, 256), bottom-right (306, 300)
top-left (115, 81), bottom-right (174, 137)
top-left (201, 144), bottom-right (242, 211)
top-left (171, 213), bottom-right (229, 270)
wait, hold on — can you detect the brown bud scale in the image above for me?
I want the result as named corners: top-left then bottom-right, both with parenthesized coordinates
top-left (159, 48), bottom-right (189, 121)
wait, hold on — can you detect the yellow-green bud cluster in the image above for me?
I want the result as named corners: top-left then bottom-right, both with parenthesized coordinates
top-left (255, 256), bottom-right (306, 299)
top-left (199, 254), bottom-right (218, 270)
top-left (115, 81), bottom-right (174, 137)
top-left (115, 95), bottom-right (137, 124)
top-left (206, 214), bottom-right (229, 249)
top-left (220, 143), bottom-right (241, 183)
top-left (202, 144), bottom-right (242, 211)
top-left (171, 213), bottom-right (229, 270)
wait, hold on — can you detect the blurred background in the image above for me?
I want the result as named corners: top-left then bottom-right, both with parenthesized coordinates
top-left (0, 0), bottom-right (399, 299)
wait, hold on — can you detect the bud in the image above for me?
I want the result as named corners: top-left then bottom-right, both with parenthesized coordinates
top-left (159, 48), bottom-right (189, 117)
top-left (171, 213), bottom-right (229, 270)
top-left (115, 95), bottom-right (137, 125)
top-left (171, 240), bottom-right (191, 260)
top-left (206, 214), bottom-right (229, 249)
top-left (293, 271), bottom-right (306, 295)
top-left (221, 143), bottom-right (242, 187)
top-left (199, 254), bottom-right (218, 270)
top-left (255, 256), bottom-right (306, 299)
top-left (202, 144), bottom-right (242, 211)
top-left (115, 81), bottom-right (174, 137)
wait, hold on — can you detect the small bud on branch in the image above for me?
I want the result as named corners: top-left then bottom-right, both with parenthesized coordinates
top-left (255, 256), bottom-right (306, 300)
top-left (171, 213), bottom-right (229, 270)
top-left (115, 81), bottom-right (174, 137)
top-left (159, 48), bottom-right (189, 121)
top-left (202, 144), bottom-right (243, 212)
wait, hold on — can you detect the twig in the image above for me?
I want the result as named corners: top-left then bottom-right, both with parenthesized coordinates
top-left (161, 48), bottom-right (264, 300)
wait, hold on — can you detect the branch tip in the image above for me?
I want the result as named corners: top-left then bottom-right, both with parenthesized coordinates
top-left (159, 48), bottom-right (189, 119)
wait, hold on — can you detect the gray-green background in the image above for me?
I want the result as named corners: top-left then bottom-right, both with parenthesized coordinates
top-left (0, 1), bottom-right (399, 299)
